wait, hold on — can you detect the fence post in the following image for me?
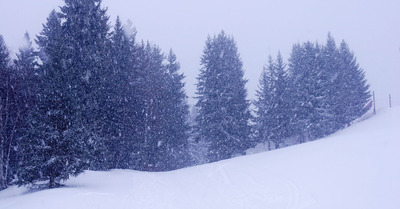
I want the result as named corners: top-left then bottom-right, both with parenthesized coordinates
top-left (373, 91), bottom-right (376, 114)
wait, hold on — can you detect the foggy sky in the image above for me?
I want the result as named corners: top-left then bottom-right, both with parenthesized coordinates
top-left (1, 0), bottom-right (399, 108)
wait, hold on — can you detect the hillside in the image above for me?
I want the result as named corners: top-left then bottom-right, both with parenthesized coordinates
top-left (1, 107), bottom-right (399, 209)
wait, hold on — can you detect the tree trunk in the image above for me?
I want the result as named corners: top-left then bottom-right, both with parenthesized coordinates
top-left (49, 175), bottom-right (55, 188)
top-left (0, 139), bottom-right (5, 190)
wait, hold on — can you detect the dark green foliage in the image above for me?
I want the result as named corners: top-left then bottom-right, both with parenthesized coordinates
top-left (254, 52), bottom-right (291, 149)
top-left (286, 34), bottom-right (371, 142)
top-left (288, 41), bottom-right (330, 141)
top-left (195, 31), bottom-right (252, 162)
top-left (337, 40), bottom-right (371, 124)
top-left (0, 35), bottom-right (18, 190)
top-left (254, 33), bottom-right (371, 146)
top-left (133, 44), bottom-right (190, 171)
top-left (17, 9), bottom-right (89, 188)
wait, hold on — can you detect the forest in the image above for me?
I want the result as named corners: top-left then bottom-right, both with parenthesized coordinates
top-left (0, 0), bottom-right (371, 190)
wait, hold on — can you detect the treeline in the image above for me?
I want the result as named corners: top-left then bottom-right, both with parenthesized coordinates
top-left (0, 0), bottom-right (370, 190)
top-left (253, 35), bottom-right (371, 149)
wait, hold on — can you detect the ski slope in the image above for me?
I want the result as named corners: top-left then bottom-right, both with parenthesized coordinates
top-left (1, 107), bottom-right (399, 209)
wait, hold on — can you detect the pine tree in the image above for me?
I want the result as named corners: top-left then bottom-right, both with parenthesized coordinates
top-left (320, 33), bottom-right (343, 134)
top-left (195, 31), bottom-right (252, 162)
top-left (14, 32), bottom-right (39, 123)
top-left (159, 50), bottom-right (190, 170)
top-left (0, 35), bottom-right (18, 190)
top-left (59, 0), bottom-right (112, 170)
top-left (338, 40), bottom-right (371, 124)
top-left (104, 17), bottom-right (138, 169)
top-left (16, 10), bottom-right (86, 188)
top-left (128, 43), bottom-right (191, 171)
top-left (254, 52), bottom-right (290, 149)
top-left (288, 42), bottom-right (328, 141)
top-left (287, 34), bottom-right (371, 142)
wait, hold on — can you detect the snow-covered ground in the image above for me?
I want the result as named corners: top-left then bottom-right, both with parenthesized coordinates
top-left (1, 107), bottom-right (399, 209)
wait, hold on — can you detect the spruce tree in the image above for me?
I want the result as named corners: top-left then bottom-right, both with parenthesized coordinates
top-left (105, 17), bottom-right (138, 169)
top-left (195, 31), bottom-right (252, 162)
top-left (159, 50), bottom-right (190, 170)
top-left (254, 52), bottom-right (290, 149)
top-left (60, 0), bottom-right (112, 170)
top-left (320, 33), bottom-right (343, 133)
top-left (288, 42), bottom-right (328, 141)
top-left (13, 32), bottom-right (39, 122)
top-left (0, 35), bottom-right (18, 190)
top-left (287, 34), bottom-right (371, 142)
top-left (338, 40), bottom-right (371, 124)
top-left (17, 10), bottom-right (86, 188)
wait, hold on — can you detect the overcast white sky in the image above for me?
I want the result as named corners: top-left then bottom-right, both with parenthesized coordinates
top-left (0, 0), bottom-right (399, 108)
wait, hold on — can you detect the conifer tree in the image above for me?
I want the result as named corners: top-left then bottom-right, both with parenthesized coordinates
top-left (320, 34), bottom-right (342, 133)
top-left (287, 34), bottom-right (371, 142)
top-left (254, 52), bottom-right (290, 149)
top-left (159, 50), bottom-right (190, 170)
top-left (59, 0), bottom-right (112, 170)
top-left (16, 10), bottom-right (86, 188)
top-left (195, 31), bottom-right (252, 162)
top-left (288, 42), bottom-right (328, 141)
top-left (0, 35), bottom-right (18, 190)
top-left (338, 40), bottom-right (371, 124)
top-left (104, 17), bottom-right (138, 169)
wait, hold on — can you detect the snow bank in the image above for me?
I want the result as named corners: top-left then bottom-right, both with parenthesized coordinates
top-left (1, 107), bottom-right (399, 209)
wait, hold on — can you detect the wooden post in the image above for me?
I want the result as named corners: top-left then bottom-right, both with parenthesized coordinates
top-left (373, 91), bottom-right (376, 114)
top-left (389, 94), bottom-right (392, 108)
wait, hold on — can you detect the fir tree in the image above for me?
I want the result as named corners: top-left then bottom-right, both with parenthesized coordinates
top-left (104, 17), bottom-right (138, 169)
top-left (287, 34), bottom-right (371, 142)
top-left (16, 10), bottom-right (86, 188)
top-left (0, 35), bottom-right (18, 190)
top-left (59, 0), bottom-right (112, 170)
top-left (338, 40), bottom-right (371, 124)
top-left (254, 52), bottom-right (290, 149)
top-left (288, 42), bottom-right (328, 141)
top-left (320, 33), bottom-right (342, 133)
top-left (195, 31), bottom-right (252, 162)
top-left (159, 50), bottom-right (190, 170)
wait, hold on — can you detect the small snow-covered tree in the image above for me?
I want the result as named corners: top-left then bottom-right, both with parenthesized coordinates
top-left (195, 31), bottom-right (252, 162)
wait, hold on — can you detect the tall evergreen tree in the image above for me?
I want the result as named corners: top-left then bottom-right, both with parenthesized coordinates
top-left (0, 35), bottom-right (18, 190)
top-left (287, 34), bottom-right (371, 142)
top-left (159, 50), bottom-right (190, 170)
top-left (287, 42), bottom-right (329, 141)
top-left (17, 10), bottom-right (86, 188)
top-left (337, 40), bottom-right (371, 124)
top-left (13, 32), bottom-right (39, 123)
top-left (129, 43), bottom-right (191, 171)
top-left (104, 17), bottom-right (138, 169)
top-left (195, 31), bottom-right (252, 162)
top-left (254, 52), bottom-right (290, 149)
top-left (17, 0), bottom-right (113, 186)
top-left (59, 0), bottom-right (112, 170)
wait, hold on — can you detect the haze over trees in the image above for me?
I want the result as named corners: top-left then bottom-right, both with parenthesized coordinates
top-left (0, 0), bottom-right (371, 190)
top-left (254, 34), bottom-right (371, 148)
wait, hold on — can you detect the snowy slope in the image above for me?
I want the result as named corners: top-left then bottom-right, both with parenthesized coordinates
top-left (1, 107), bottom-right (399, 209)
